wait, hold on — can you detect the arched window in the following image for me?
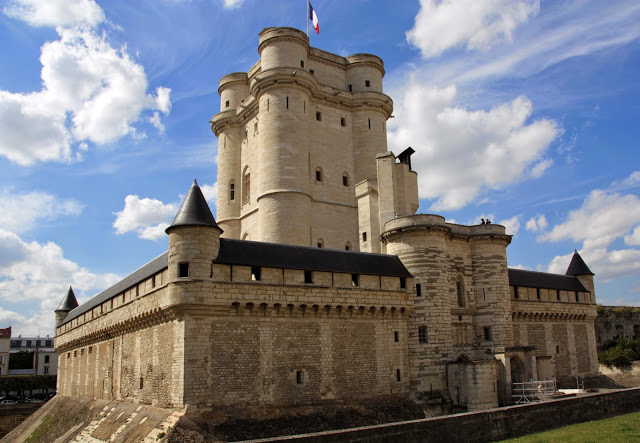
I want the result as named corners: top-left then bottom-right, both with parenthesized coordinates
top-left (456, 275), bottom-right (465, 307)
top-left (342, 172), bottom-right (349, 187)
top-left (229, 181), bottom-right (235, 201)
top-left (317, 239), bottom-right (324, 248)
top-left (242, 167), bottom-right (250, 204)
top-left (315, 167), bottom-right (323, 182)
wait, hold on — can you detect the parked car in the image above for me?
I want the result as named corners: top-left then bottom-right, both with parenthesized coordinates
top-left (27, 398), bottom-right (43, 403)
top-left (1, 400), bottom-right (16, 405)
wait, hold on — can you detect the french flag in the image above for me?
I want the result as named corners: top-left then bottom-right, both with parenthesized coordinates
top-left (309, 2), bottom-right (319, 34)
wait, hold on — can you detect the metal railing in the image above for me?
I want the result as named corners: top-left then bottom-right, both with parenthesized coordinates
top-left (512, 380), bottom-right (557, 404)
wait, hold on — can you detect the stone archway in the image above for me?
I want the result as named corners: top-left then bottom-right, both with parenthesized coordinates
top-left (510, 357), bottom-right (525, 384)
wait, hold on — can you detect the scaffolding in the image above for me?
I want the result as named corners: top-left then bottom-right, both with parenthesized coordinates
top-left (512, 380), bottom-right (558, 404)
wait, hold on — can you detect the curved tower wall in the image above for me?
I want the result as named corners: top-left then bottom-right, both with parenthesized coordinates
top-left (258, 27), bottom-right (308, 71)
top-left (167, 226), bottom-right (221, 284)
top-left (219, 73), bottom-right (249, 111)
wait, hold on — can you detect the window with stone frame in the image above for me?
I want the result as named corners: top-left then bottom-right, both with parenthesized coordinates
top-left (456, 275), bottom-right (465, 307)
top-left (418, 326), bottom-right (428, 343)
top-left (242, 168), bottom-right (250, 204)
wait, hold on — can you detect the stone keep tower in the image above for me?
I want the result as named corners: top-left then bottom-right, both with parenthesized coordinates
top-left (211, 27), bottom-right (393, 249)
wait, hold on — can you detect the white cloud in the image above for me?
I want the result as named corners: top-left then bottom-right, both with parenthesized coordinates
top-left (222, 0), bottom-right (244, 9)
top-left (612, 170), bottom-right (640, 190)
top-left (113, 195), bottom-right (178, 240)
top-left (0, 189), bottom-right (83, 235)
top-left (624, 226), bottom-right (640, 246)
top-left (406, 0), bottom-right (539, 59)
top-left (525, 214), bottom-right (548, 232)
top-left (541, 190), bottom-right (640, 250)
top-left (499, 215), bottom-right (520, 236)
top-left (0, 229), bottom-right (120, 335)
top-left (0, 5), bottom-right (171, 166)
top-left (388, 83), bottom-right (558, 210)
top-left (200, 182), bottom-right (218, 203)
top-left (3, 0), bottom-right (105, 28)
top-left (542, 178), bottom-right (640, 282)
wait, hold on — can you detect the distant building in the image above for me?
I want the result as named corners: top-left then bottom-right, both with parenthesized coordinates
top-left (0, 327), bottom-right (10, 375)
top-left (9, 335), bottom-right (57, 375)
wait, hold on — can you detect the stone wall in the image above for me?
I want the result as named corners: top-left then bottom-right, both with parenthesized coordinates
top-left (250, 388), bottom-right (640, 442)
top-left (55, 263), bottom-right (413, 409)
top-left (595, 305), bottom-right (640, 348)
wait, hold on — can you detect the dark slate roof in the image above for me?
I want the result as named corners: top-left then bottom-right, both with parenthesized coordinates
top-left (60, 252), bottom-right (168, 325)
top-left (214, 238), bottom-right (413, 277)
top-left (166, 180), bottom-right (221, 233)
top-left (56, 286), bottom-right (78, 312)
top-left (59, 239), bottom-right (412, 326)
top-left (565, 250), bottom-right (594, 276)
top-left (508, 268), bottom-right (588, 292)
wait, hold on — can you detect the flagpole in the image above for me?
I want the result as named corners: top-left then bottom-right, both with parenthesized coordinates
top-left (306, 0), bottom-right (309, 37)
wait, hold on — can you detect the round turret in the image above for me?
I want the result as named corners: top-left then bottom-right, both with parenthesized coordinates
top-left (258, 27), bottom-right (309, 71)
top-left (55, 286), bottom-right (78, 328)
top-left (166, 180), bottom-right (223, 282)
top-left (219, 72), bottom-right (249, 112)
top-left (346, 54), bottom-right (385, 93)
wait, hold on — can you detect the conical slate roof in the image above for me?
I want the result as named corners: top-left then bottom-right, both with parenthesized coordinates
top-left (56, 286), bottom-right (79, 312)
top-left (166, 180), bottom-right (221, 233)
top-left (566, 250), bottom-right (594, 276)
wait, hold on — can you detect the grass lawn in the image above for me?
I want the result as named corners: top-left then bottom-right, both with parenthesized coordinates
top-left (502, 411), bottom-right (640, 442)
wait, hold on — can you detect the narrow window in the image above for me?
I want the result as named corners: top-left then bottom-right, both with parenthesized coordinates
top-left (362, 232), bottom-right (367, 242)
top-left (44, 355), bottom-right (50, 363)
top-left (179, 262), bottom-right (189, 278)
top-left (457, 278), bottom-right (464, 307)
top-left (348, 84), bottom-right (352, 92)
top-left (296, 371), bottom-right (303, 385)
top-left (300, 60), bottom-right (305, 68)
top-left (243, 169), bottom-right (250, 204)
top-left (309, 69), bottom-right (314, 74)
top-left (225, 100), bottom-right (230, 108)
top-left (286, 96), bottom-right (289, 109)
top-left (368, 118), bottom-right (371, 129)
top-left (418, 327), bottom-right (428, 343)
top-left (394, 331), bottom-right (399, 342)
top-left (341, 117), bottom-right (346, 127)
top-left (575, 291), bottom-right (579, 302)
top-left (483, 327), bottom-right (492, 341)
top-left (315, 168), bottom-right (323, 182)
top-left (556, 289), bottom-right (561, 301)
top-left (304, 270), bottom-right (313, 284)
top-left (345, 242), bottom-right (351, 251)
top-left (514, 286), bottom-right (519, 299)
top-left (416, 283), bottom-right (422, 297)
top-left (317, 239), bottom-right (324, 248)
top-left (537, 288), bottom-right (541, 300)
top-left (88, 346), bottom-right (93, 355)
top-left (67, 353), bottom-right (70, 359)
top-left (73, 350), bottom-right (77, 357)
top-left (556, 345), bottom-right (560, 354)
top-left (136, 285), bottom-right (139, 297)
top-left (254, 122), bottom-right (258, 135)
top-left (396, 369), bottom-right (401, 382)
top-left (140, 377), bottom-right (144, 389)
top-left (351, 274), bottom-right (359, 287)
top-left (229, 182), bottom-right (235, 201)
top-left (151, 275), bottom-right (156, 288)
top-left (365, 80), bottom-right (371, 87)
top-left (316, 111), bottom-right (322, 121)
top-left (342, 173), bottom-right (349, 186)
top-left (251, 266), bottom-right (261, 281)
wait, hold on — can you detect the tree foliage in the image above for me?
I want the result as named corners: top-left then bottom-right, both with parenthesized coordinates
top-left (598, 336), bottom-right (640, 370)
top-left (0, 374), bottom-right (56, 393)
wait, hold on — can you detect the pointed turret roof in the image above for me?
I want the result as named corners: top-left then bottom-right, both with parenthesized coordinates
top-left (165, 180), bottom-right (221, 233)
top-left (56, 286), bottom-right (79, 312)
top-left (566, 250), bottom-right (594, 276)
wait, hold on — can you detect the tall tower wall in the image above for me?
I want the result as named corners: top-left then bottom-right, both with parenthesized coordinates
top-left (211, 27), bottom-right (392, 249)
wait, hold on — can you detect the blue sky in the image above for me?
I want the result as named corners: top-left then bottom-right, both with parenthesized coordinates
top-left (1, 0), bottom-right (639, 336)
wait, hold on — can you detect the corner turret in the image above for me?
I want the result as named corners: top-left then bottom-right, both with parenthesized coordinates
top-left (566, 250), bottom-right (595, 300)
top-left (166, 180), bottom-right (223, 283)
top-left (55, 286), bottom-right (78, 328)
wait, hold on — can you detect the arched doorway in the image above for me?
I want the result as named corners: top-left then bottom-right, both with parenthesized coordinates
top-left (510, 357), bottom-right (525, 384)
